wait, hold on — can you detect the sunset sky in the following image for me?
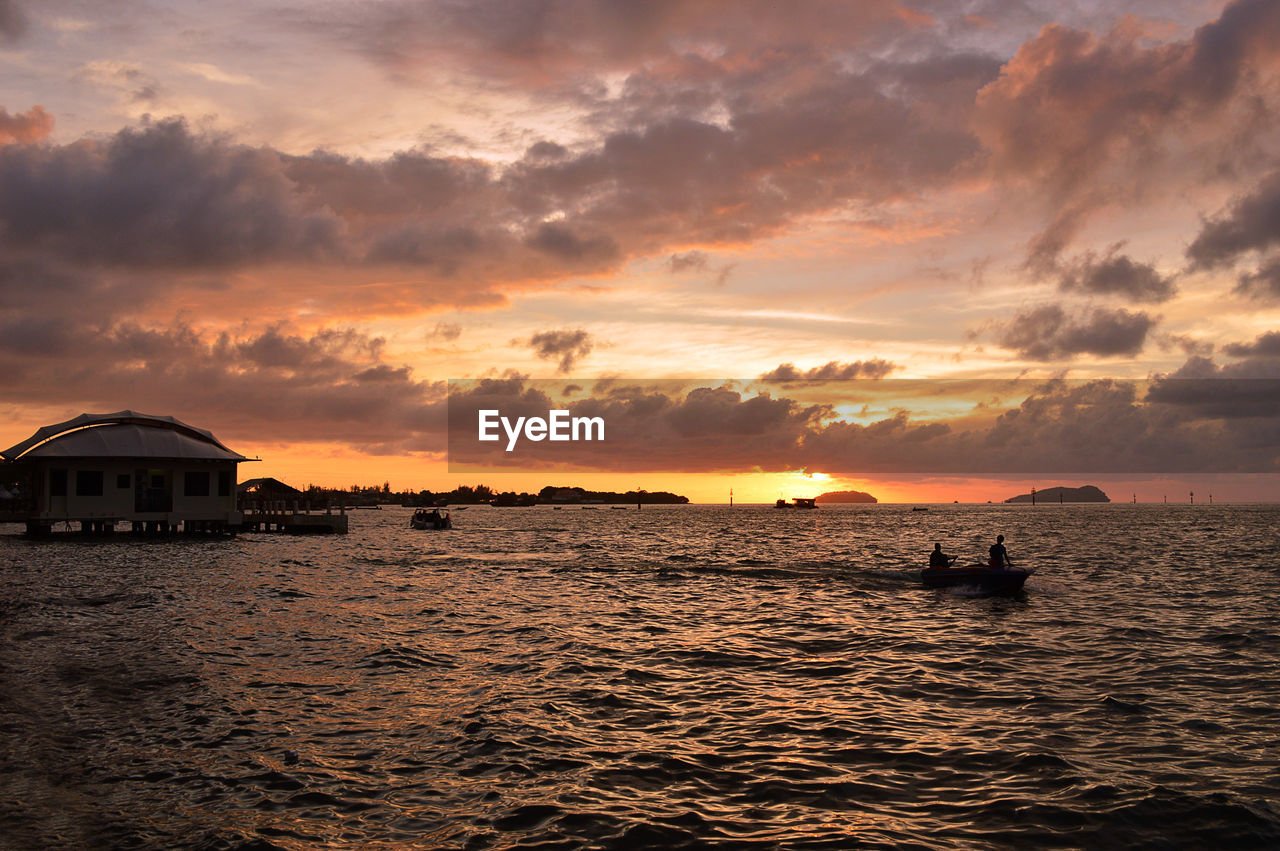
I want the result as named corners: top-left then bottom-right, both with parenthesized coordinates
top-left (3, 0), bottom-right (1280, 502)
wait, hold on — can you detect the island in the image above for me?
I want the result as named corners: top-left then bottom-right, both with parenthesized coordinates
top-left (815, 490), bottom-right (878, 504)
top-left (537, 486), bottom-right (689, 505)
top-left (1004, 485), bottom-right (1110, 504)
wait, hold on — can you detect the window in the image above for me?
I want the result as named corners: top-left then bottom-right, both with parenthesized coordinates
top-left (117, 473), bottom-right (131, 489)
top-left (49, 469), bottom-right (67, 497)
top-left (184, 471), bottom-right (210, 497)
top-left (217, 470), bottom-right (232, 497)
top-left (75, 470), bottom-right (104, 497)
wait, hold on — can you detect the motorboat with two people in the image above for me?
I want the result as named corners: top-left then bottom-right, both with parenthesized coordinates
top-left (411, 507), bottom-right (452, 530)
top-left (921, 536), bottom-right (1034, 592)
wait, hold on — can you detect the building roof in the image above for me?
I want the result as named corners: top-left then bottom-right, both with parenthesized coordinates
top-left (1, 411), bottom-right (249, 462)
top-left (238, 477), bottom-right (302, 495)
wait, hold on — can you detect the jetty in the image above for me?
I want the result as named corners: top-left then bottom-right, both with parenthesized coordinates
top-left (237, 500), bottom-right (349, 534)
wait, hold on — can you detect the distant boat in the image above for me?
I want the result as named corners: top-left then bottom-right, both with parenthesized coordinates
top-left (921, 564), bottom-right (1033, 592)
top-left (410, 509), bottom-right (452, 530)
top-left (776, 498), bottom-right (818, 509)
top-left (912, 506), bottom-right (929, 512)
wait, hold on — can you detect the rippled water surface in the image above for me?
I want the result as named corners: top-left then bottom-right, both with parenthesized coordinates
top-left (2, 504), bottom-right (1279, 849)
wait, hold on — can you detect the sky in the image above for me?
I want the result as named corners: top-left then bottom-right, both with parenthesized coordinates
top-left (2, 0), bottom-right (1280, 502)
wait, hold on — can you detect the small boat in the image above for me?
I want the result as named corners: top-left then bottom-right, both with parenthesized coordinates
top-left (921, 564), bottom-right (1033, 592)
top-left (912, 506), bottom-right (929, 512)
top-left (410, 508), bottom-right (452, 530)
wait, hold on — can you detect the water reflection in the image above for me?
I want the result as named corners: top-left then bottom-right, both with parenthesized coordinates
top-left (1, 505), bottom-right (1278, 847)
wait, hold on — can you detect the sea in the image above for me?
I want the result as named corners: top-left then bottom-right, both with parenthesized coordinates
top-left (1, 504), bottom-right (1278, 849)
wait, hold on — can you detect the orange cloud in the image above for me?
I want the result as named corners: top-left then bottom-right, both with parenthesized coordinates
top-left (0, 105), bottom-right (52, 144)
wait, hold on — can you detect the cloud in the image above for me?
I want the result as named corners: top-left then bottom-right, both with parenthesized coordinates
top-left (447, 377), bottom-right (1280, 474)
top-left (978, 1), bottom-right (1280, 187)
top-left (668, 251), bottom-right (709, 273)
top-left (0, 118), bottom-right (624, 293)
top-left (1223, 331), bottom-right (1280, 359)
top-left (426, 322), bottom-right (462, 342)
top-left (0, 97), bottom-right (974, 321)
top-left (0, 105), bottom-right (52, 144)
top-left (1058, 246), bottom-right (1176, 302)
top-left (1157, 333), bottom-right (1214, 358)
top-left (975, 0), bottom-right (1280, 262)
top-left (1235, 257), bottom-right (1280, 299)
top-left (337, 0), bottom-right (922, 87)
top-left (0, 0), bottom-right (26, 42)
top-left (1187, 171), bottom-right (1280, 266)
top-left (761, 360), bottom-right (898, 382)
top-left (499, 66), bottom-right (982, 251)
top-left (524, 222), bottom-right (619, 264)
top-left (0, 321), bottom-right (447, 454)
top-left (0, 119), bottom-right (344, 268)
top-left (993, 304), bottom-right (1156, 360)
top-left (1148, 355), bottom-right (1280, 420)
top-left (1185, 171), bottom-right (1280, 299)
top-left (527, 328), bottom-right (594, 373)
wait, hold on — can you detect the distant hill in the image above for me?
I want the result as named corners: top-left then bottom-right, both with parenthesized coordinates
top-left (815, 490), bottom-right (878, 504)
top-left (537, 486), bottom-right (689, 505)
top-left (1005, 485), bottom-right (1110, 504)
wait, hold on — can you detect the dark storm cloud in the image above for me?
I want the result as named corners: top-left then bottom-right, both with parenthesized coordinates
top-left (527, 328), bottom-right (594, 373)
top-left (761, 360), bottom-right (898, 382)
top-left (994, 304), bottom-right (1156, 360)
top-left (448, 378), bottom-right (1279, 474)
top-left (0, 105), bottom-right (51, 144)
top-left (1058, 247), bottom-right (1176, 302)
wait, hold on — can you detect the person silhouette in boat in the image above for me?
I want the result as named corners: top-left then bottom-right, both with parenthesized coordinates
top-left (989, 534), bottom-right (1012, 570)
top-left (929, 543), bottom-right (957, 570)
